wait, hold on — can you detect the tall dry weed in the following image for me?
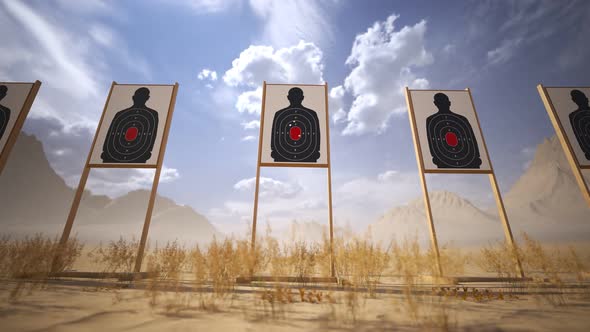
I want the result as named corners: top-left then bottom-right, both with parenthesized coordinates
top-left (339, 237), bottom-right (389, 296)
top-left (87, 237), bottom-right (140, 273)
top-left (144, 240), bottom-right (187, 307)
top-left (0, 234), bottom-right (83, 300)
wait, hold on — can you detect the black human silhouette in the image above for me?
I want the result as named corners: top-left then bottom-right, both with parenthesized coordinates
top-left (0, 85), bottom-right (11, 142)
top-left (425, 93), bottom-right (482, 168)
top-left (101, 87), bottom-right (159, 163)
top-left (270, 87), bottom-right (321, 162)
top-left (568, 89), bottom-right (590, 161)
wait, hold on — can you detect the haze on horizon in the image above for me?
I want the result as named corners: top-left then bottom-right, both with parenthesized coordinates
top-left (1, 0), bottom-right (590, 244)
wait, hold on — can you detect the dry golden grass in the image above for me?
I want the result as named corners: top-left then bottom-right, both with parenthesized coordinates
top-left (476, 232), bottom-right (590, 281)
top-left (0, 234), bottom-right (82, 279)
top-left (334, 234), bottom-right (390, 296)
top-left (87, 237), bottom-right (140, 273)
top-left (0, 233), bottom-right (83, 300)
top-left (475, 232), bottom-right (590, 306)
top-left (2, 231), bottom-right (590, 331)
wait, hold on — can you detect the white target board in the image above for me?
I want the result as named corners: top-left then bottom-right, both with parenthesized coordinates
top-left (260, 84), bottom-right (328, 166)
top-left (0, 82), bottom-right (37, 157)
top-left (89, 84), bottom-right (175, 166)
top-left (408, 90), bottom-right (491, 172)
top-left (542, 87), bottom-right (590, 167)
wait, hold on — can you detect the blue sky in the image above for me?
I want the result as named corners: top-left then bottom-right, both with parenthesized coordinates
top-left (1, 0), bottom-right (589, 235)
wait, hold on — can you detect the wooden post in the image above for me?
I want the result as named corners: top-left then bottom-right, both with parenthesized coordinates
top-left (467, 88), bottom-right (524, 278)
top-left (52, 82), bottom-right (116, 272)
top-left (537, 84), bottom-right (590, 207)
top-left (489, 172), bottom-right (524, 277)
top-left (251, 82), bottom-right (267, 256)
top-left (324, 83), bottom-right (335, 278)
top-left (250, 82), bottom-right (334, 278)
top-left (133, 165), bottom-right (163, 272)
top-left (0, 81), bottom-right (41, 176)
top-left (57, 166), bottom-right (91, 249)
top-left (404, 87), bottom-right (443, 277)
top-left (134, 83), bottom-right (179, 272)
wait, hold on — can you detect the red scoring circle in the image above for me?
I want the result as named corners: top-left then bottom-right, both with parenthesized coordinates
top-left (445, 132), bottom-right (458, 147)
top-left (290, 126), bottom-right (302, 141)
top-left (125, 127), bottom-right (139, 141)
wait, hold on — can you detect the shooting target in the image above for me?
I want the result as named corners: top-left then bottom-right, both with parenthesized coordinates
top-left (541, 87), bottom-right (590, 167)
top-left (570, 110), bottom-right (590, 160)
top-left (89, 84), bottom-right (175, 166)
top-left (271, 105), bottom-right (320, 162)
top-left (0, 82), bottom-right (38, 159)
top-left (426, 112), bottom-right (481, 168)
top-left (407, 90), bottom-right (491, 172)
top-left (0, 84), bottom-right (12, 144)
top-left (0, 105), bottom-right (8, 142)
top-left (100, 106), bottom-right (159, 163)
top-left (260, 84), bottom-right (328, 166)
top-left (568, 89), bottom-right (590, 161)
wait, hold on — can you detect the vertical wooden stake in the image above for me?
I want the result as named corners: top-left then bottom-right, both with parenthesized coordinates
top-left (327, 165), bottom-right (335, 278)
top-left (58, 166), bottom-right (90, 246)
top-left (418, 171), bottom-right (443, 276)
top-left (405, 87), bottom-right (443, 277)
top-left (467, 88), bottom-right (524, 278)
top-left (52, 165), bottom-right (91, 272)
top-left (134, 83), bottom-right (179, 273)
top-left (250, 165), bottom-right (262, 252)
top-left (250, 82), bottom-right (267, 259)
top-left (324, 83), bottom-right (335, 278)
top-left (489, 173), bottom-right (525, 277)
top-left (0, 81), bottom-right (41, 176)
top-left (53, 82), bottom-right (116, 272)
top-left (134, 165), bottom-right (163, 272)
top-left (537, 84), bottom-right (590, 207)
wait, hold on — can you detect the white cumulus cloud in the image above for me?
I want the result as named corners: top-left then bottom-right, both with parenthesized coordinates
top-left (241, 120), bottom-right (260, 129)
top-left (223, 41), bottom-right (325, 127)
top-left (86, 166), bottom-right (180, 198)
top-left (223, 41), bottom-right (324, 87)
top-left (235, 87), bottom-right (263, 114)
top-left (234, 176), bottom-right (302, 199)
top-left (198, 68), bottom-right (218, 81)
top-left (335, 14), bottom-right (433, 136)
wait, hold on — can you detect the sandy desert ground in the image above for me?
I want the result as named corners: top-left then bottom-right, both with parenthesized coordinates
top-left (1, 280), bottom-right (590, 332)
top-left (2, 231), bottom-right (590, 332)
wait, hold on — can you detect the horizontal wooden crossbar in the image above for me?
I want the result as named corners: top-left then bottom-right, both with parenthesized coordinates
top-left (422, 169), bottom-right (493, 174)
top-left (259, 162), bottom-right (329, 168)
top-left (87, 163), bottom-right (158, 169)
top-left (48, 271), bottom-right (156, 281)
top-left (236, 276), bottom-right (338, 284)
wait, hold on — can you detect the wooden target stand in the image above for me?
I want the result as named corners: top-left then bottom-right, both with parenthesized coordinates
top-left (250, 81), bottom-right (336, 279)
top-left (405, 87), bottom-right (524, 278)
top-left (52, 82), bottom-right (179, 274)
top-left (0, 81), bottom-right (42, 176)
top-left (537, 84), bottom-right (590, 207)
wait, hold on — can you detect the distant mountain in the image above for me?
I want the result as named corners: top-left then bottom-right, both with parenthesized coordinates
top-left (368, 191), bottom-right (502, 247)
top-left (279, 220), bottom-right (347, 244)
top-left (502, 136), bottom-right (590, 241)
top-left (367, 135), bottom-right (590, 247)
top-left (0, 133), bottom-right (109, 224)
top-left (0, 133), bottom-right (220, 245)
